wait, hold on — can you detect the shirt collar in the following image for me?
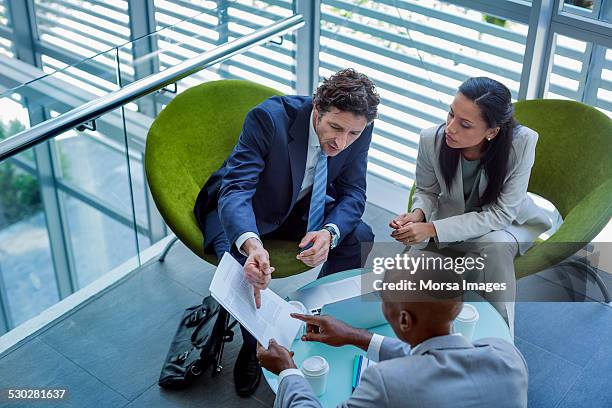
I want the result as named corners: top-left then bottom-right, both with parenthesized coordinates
top-left (410, 333), bottom-right (468, 355)
top-left (309, 110), bottom-right (321, 148)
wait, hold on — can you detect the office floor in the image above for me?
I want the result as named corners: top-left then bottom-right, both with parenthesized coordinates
top-left (0, 202), bottom-right (610, 408)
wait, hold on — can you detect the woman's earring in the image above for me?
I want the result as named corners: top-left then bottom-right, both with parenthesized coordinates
top-left (486, 136), bottom-right (492, 141)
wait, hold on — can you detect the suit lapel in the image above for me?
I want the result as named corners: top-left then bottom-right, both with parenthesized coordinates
top-left (288, 100), bottom-right (313, 207)
top-left (451, 157), bottom-right (466, 213)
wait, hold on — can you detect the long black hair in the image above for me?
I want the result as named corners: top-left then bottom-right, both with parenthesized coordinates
top-left (438, 77), bottom-right (516, 206)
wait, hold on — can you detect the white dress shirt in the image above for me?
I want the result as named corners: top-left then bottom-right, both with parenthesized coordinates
top-left (235, 111), bottom-right (339, 254)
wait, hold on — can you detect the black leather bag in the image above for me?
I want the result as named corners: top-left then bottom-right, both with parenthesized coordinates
top-left (158, 296), bottom-right (236, 389)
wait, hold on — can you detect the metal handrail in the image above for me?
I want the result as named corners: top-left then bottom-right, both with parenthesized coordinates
top-left (0, 14), bottom-right (304, 161)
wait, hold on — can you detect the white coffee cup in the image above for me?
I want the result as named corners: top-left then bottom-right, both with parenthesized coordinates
top-left (300, 356), bottom-right (330, 396)
top-left (288, 300), bottom-right (308, 340)
top-left (453, 303), bottom-right (479, 341)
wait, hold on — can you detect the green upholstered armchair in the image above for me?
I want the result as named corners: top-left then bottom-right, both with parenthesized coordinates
top-left (512, 100), bottom-right (611, 298)
top-left (145, 80), bottom-right (310, 278)
top-left (408, 100), bottom-right (612, 300)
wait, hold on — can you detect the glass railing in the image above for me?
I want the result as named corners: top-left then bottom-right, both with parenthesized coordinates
top-left (0, 12), bottom-right (303, 336)
top-left (1, 1), bottom-right (296, 130)
top-left (0, 47), bottom-right (122, 124)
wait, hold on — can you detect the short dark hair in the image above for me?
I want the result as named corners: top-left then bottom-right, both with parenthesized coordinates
top-left (313, 68), bottom-right (380, 122)
top-left (381, 251), bottom-right (464, 304)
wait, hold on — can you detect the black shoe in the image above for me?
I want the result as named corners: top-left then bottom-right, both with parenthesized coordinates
top-left (233, 343), bottom-right (261, 397)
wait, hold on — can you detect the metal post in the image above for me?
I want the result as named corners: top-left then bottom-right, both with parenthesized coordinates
top-left (0, 261), bottom-right (13, 334)
top-left (295, 0), bottom-right (321, 95)
top-left (6, 0), bottom-right (76, 299)
top-left (579, 42), bottom-right (601, 102)
top-left (217, 0), bottom-right (230, 77)
top-left (5, 0), bottom-right (40, 65)
top-left (32, 138), bottom-right (77, 298)
top-left (127, 0), bottom-right (160, 114)
top-left (127, 0), bottom-right (167, 245)
top-left (518, 0), bottom-right (556, 100)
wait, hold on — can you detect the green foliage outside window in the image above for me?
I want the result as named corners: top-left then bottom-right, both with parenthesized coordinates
top-left (566, 0), bottom-right (593, 9)
top-left (483, 15), bottom-right (507, 27)
top-left (0, 120), bottom-right (42, 229)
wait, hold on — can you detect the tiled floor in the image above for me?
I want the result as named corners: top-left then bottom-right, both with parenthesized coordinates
top-left (0, 202), bottom-right (610, 407)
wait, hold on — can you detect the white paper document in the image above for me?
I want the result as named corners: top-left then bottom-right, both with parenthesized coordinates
top-left (292, 272), bottom-right (379, 312)
top-left (209, 252), bottom-right (302, 350)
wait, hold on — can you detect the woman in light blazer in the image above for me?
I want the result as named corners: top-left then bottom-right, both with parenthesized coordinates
top-left (390, 77), bottom-right (552, 335)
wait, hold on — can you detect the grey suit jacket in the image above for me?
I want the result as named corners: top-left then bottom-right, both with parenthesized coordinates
top-left (411, 125), bottom-right (552, 254)
top-left (275, 335), bottom-right (528, 408)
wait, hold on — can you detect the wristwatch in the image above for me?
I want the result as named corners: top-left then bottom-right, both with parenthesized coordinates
top-left (323, 225), bottom-right (339, 249)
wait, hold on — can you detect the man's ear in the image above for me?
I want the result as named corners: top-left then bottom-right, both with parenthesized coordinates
top-left (312, 105), bottom-right (320, 124)
top-left (398, 310), bottom-right (413, 333)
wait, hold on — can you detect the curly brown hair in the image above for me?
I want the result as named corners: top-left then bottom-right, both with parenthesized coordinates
top-left (313, 68), bottom-right (380, 122)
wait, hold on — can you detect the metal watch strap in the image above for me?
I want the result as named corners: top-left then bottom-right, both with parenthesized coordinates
top-left (323, 226), bottom-right (338, 249)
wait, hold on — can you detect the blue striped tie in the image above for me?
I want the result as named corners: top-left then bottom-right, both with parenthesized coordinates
top-left (307, 152), bottom-right (327, 232)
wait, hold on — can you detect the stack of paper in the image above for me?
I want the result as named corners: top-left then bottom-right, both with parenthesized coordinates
top-left (209, 252), bottom-right (302, 350)
top-left (352, 355), bottom-right (377, 391)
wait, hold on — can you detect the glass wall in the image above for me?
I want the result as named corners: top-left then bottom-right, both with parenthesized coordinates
top-left (0, 81), bottom-right (142, 331)
top-left (14, 1), bottom-right (299, 103)
top-left (562, 0), bottom-right (609, 22)
top-left (153, 0), bottom-right (297, 93)
top-left (0, 0), bottom-right (12, 58)
top-left (52, 117), bottom-right (143, 288)
top-left (0, 0), bottom-right (610, 333)
top-left (0, 97), bottom-right (58, 330)
top-left (317, 0), bottom-right (611, 188)
top-left (0, 2), bottom-right (299, 334)
top-left (34, 0), bottom-right (133, 83)
top-left (546, 34), bottom-right (612, 118)
top-left (600, 47), bottom-right (612, 114)
top-left (320, 0), bottom-right (529, 187)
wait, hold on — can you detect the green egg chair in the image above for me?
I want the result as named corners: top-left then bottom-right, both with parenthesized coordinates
top-left (145, 80), bottom-right (310, 278)
top-left (409, 100), bottom-right (612, 301)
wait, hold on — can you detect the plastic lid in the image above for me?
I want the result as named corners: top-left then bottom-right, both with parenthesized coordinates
top-left (301, 356), bottom-right (329, 376)
top-left (457, 304), bottom-right (479, 322)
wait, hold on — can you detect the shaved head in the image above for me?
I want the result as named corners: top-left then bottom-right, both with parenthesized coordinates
top-left (379, 250), bottom-right (464, 344)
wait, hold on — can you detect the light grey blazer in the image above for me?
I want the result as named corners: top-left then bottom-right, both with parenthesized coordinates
top-left (275, 334), bottom-right (528, 408)
top-left (411, 125), bottom-right (552, 254)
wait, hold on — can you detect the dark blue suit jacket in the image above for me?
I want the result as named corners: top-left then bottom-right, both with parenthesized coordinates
top-left (194, 95), bottom-right (373, 251)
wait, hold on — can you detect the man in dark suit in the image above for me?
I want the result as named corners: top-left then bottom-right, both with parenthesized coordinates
top-left (194, 69), bottom-right (380, 397)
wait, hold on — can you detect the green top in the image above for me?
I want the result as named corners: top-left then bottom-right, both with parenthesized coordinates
top-left (461, 156), bottom-right (482, 213)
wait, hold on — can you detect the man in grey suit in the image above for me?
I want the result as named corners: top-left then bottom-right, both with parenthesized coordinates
top-left (257, 252), bottom-right (528, 407)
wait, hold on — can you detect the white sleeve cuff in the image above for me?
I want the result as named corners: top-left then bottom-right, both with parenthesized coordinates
top-left (324, 223), bottom-right (340, 239)
top-left (235, 232), bottom-right (261, 256)
top-left (278, 368), bottom-right (304, 384)
top-left (366, 333), bottom-right (385, 362)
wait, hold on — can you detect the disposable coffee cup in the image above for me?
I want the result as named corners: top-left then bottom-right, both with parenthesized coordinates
top-left (288, 301), bottom-right (308, 340)
top-left (300, 356), bottom-right (330, 396)
top-left (453, 303), bottom-right (479, 341)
